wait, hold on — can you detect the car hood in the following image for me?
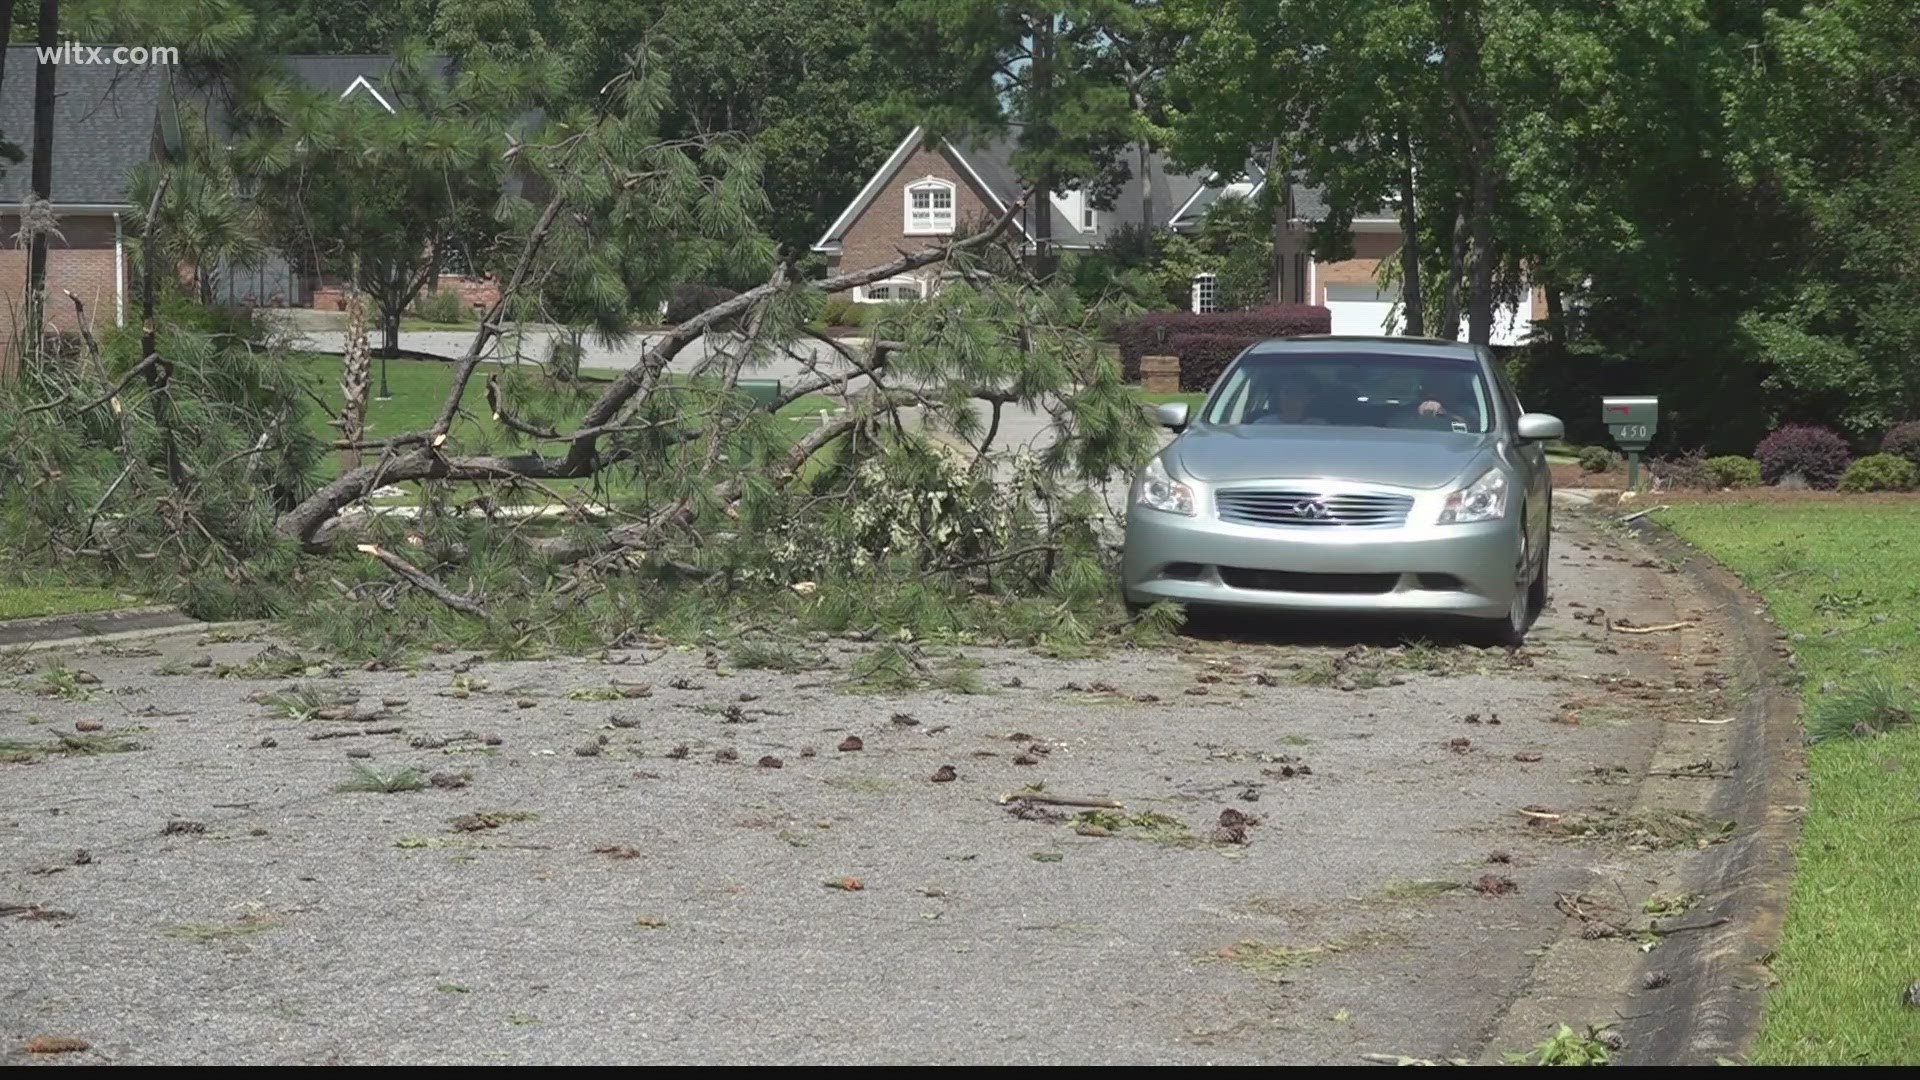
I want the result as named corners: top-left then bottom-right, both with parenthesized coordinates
top-left (1167, 424), bottom-right (1496, 490)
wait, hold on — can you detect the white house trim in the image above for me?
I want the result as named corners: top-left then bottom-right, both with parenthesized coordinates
top-left (811, 127), bottom-right (923, 252)
top-left (340, 74), bottom-right (396, 113)
top-left (112, 212), bottom-right (125, 327)
top-left (942, 139), bottom-right (1010, 216)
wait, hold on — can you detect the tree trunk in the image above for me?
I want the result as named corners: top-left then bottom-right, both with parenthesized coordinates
top-left (1466, 162), bottom-right (1495, 345)
top-left (23, 0), bottom-right (58, 351)
top-left (0, 0), bottom-right (16, 99)
top-left (1030, 14), bottom-right (1055, 278)
top-left (1439, 206), bottom-right (1468, 340)
top-left (1270, 146), bottom-right (1304, 304)
top-left (138, 173), bottom-right (185, 488)
top-left (1396, 138), bottom-right (1424, 336)
top-left (381, 308), bottom-right (401, 358)
top-left (1544, 282), bottom-right (1566, 357)
top-left (339, 259), bottom-right (372, 472)
top-left (1136, 138), bottom-right (1153, 229)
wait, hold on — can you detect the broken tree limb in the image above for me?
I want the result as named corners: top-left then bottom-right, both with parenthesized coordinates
top-left (995, 792), bottom-right (1124, 809)
top-left (557, 191), bottom-right (1030, 476)
top-left (273, 173), bottom-right (1029, 550)
top-left (1612, 621), bottom-right (1696, 635)
top-left (1618, 504), bottom-right (1669, 524)
top-left (430, 188), bottom-right (569, 441)
top-left (356, 544), bottom-right (488, 618)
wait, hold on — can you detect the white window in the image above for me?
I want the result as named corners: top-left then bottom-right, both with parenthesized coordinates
top-left (857, 277), bottom-right (927, 304)
top-left (905, 178), bottom-right (955, 235)
top-left (1050, 188), bottom-right (1096, 233)
top-left (1191, 273), bottom-right (1218, 314)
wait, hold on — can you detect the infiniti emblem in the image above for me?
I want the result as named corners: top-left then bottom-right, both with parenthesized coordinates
top-left (1290, 498), bottom-right (1331, 520)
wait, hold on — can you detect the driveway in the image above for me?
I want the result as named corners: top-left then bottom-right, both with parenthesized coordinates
top-left (0, 513), bottom-right (1746, 1064)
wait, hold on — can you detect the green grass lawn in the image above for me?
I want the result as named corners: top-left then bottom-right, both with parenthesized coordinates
top-left (1134, 390), bottom-right (1208, 422)
top-left (1658, 499), bottom-right (1920, 1065)
top-left (298, 355), bottom-right (851, 492)
top-left (0, 582), bottom-right (135, 621)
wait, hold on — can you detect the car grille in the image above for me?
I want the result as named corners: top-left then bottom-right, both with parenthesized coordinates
top-left (1217, 568), bottom-right (1400, 594)
top-left (1214, 489), bottom-right (1415, 528)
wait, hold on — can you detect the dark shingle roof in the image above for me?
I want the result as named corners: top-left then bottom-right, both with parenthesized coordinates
top-left (958, 132), bottom-right (1206, 246)
top-left (0, 47), bottom-right (166, 206)
top-left (1166, 165), bottom-right (1341, 231)
top-left (276, 54), bottom-right (456, 103)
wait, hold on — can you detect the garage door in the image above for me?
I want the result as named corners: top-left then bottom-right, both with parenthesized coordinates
top-left (1324, 283), bottom-right (1401, 336)
top-left (1324, 282), bottom-right (1534, 344)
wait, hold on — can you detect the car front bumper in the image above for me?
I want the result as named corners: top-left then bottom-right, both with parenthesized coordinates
top-left (1121, 504), bottom-right (1521, 619)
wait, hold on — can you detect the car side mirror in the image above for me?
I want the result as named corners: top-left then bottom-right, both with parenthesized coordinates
top-left (1155, 402), bottom-right (1190, 431)
top-left (1516, 412), bottom-right (1564, 443)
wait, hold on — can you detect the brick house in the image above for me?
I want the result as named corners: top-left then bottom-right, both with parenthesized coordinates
top-left (0, 48), bottom-right (164, 367)
top-left (815, 130), bottom-right (1539, 345)
top-left (1, 51), bottom-right (502, 372)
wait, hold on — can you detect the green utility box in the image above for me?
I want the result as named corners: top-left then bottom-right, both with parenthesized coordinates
top-left (736, 379), bottom-right (782, 407)
top-left (1602, 395), bottom-right (1659, 489)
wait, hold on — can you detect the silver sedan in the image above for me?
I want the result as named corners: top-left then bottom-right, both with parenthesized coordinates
top-left (1121, 337), bottom-right (1564, 646)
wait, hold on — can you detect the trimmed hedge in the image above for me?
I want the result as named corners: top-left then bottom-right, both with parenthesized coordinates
top-left (1838, 453), bottom-right (1918, 493)
top-left (1756, 424), bottom-right (1852, 488)
top-left (1578, 446), bottom-right (1615, 474)
top-left (1111, 305), bottom-right (1331, 390)
top-left (1703, 455), bottom-right (1762, 488)
top-left (1162, 333), bottom-right (1260, 389)
top-left (1880, 420), bottom-right (1920, 471)
top-left (664, 282), bottom-right (740, 325)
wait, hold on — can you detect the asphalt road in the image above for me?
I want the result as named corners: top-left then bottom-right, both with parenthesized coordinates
top-left (0, 514), bottom-right (1736, 1065)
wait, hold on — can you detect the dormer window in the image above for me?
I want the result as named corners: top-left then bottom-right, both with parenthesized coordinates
top-left (1050, 188), bottom-right (1097, 233)
top-left (905, 178), bottom-right (955, 235)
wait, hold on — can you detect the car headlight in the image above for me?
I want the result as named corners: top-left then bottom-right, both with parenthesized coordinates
top-left (1132, 455), bottom-right (1196, 517)
top-left (1438, 468), bottom-right (1509, 524)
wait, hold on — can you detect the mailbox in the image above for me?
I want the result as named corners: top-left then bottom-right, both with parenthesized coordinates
top-left (1602, 396), bottom-right (1658, 451)
top-left (736, 379), bottom-right (783, 407)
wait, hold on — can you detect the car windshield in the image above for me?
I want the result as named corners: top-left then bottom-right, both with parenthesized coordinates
top-left (1201, 352), bottom-right (1495, 434)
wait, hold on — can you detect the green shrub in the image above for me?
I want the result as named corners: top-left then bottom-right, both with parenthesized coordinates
top-left (1880, 420), bottom-right (1920, 470)
top-left (409, 289), bottom-right (470, 324)
top-left (821, 295), bottom-right (868, 329)
top-left (1703, 455), bottom-right (1762, 488)
top-left (1577, 446), bottom-right (1614, 474)
top-left (1838, 453), bottom-right (1919, 493)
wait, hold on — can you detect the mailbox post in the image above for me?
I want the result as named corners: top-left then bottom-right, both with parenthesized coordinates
top-left (1602, 396), bottom-right (1659, 490)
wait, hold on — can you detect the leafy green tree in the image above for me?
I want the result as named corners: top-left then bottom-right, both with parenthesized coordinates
top-left (233, 46), bottom-right (545, 358)
top-left (0, 0), bottom-right (20, 178)
top-left (1733, 0), bottom-right (1920, 435)
top-left (242, 0), bottom-right (437, 52)
top-left (423, 0), bottom-right (904, 258)
top-left (878, 0), bottom-right (1144, 275)
top-left (125, 110), bottom-right (268, 305)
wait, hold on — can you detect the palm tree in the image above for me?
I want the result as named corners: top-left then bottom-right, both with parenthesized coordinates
top-left (125, 114), bottom-right (269, 306)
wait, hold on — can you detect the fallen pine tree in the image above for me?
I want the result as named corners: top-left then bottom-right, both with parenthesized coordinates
top-left (0, 51), bottom-right (1172, 657)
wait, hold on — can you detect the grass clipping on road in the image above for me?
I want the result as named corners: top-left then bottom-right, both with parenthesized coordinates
top-left (1659, 500), bottom-right (1920, 1065)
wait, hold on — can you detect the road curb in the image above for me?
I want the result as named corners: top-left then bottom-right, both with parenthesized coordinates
top-left (0, 605), bottom-right (210, 651)
top-left (1609, 518), bottom-right (1807, 1063)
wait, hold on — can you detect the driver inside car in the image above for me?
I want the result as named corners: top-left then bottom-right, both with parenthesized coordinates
top-left (1414, 374), bottom-right (1474, 428)
top-left (1249, 371), bottom-right (1328, 425)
